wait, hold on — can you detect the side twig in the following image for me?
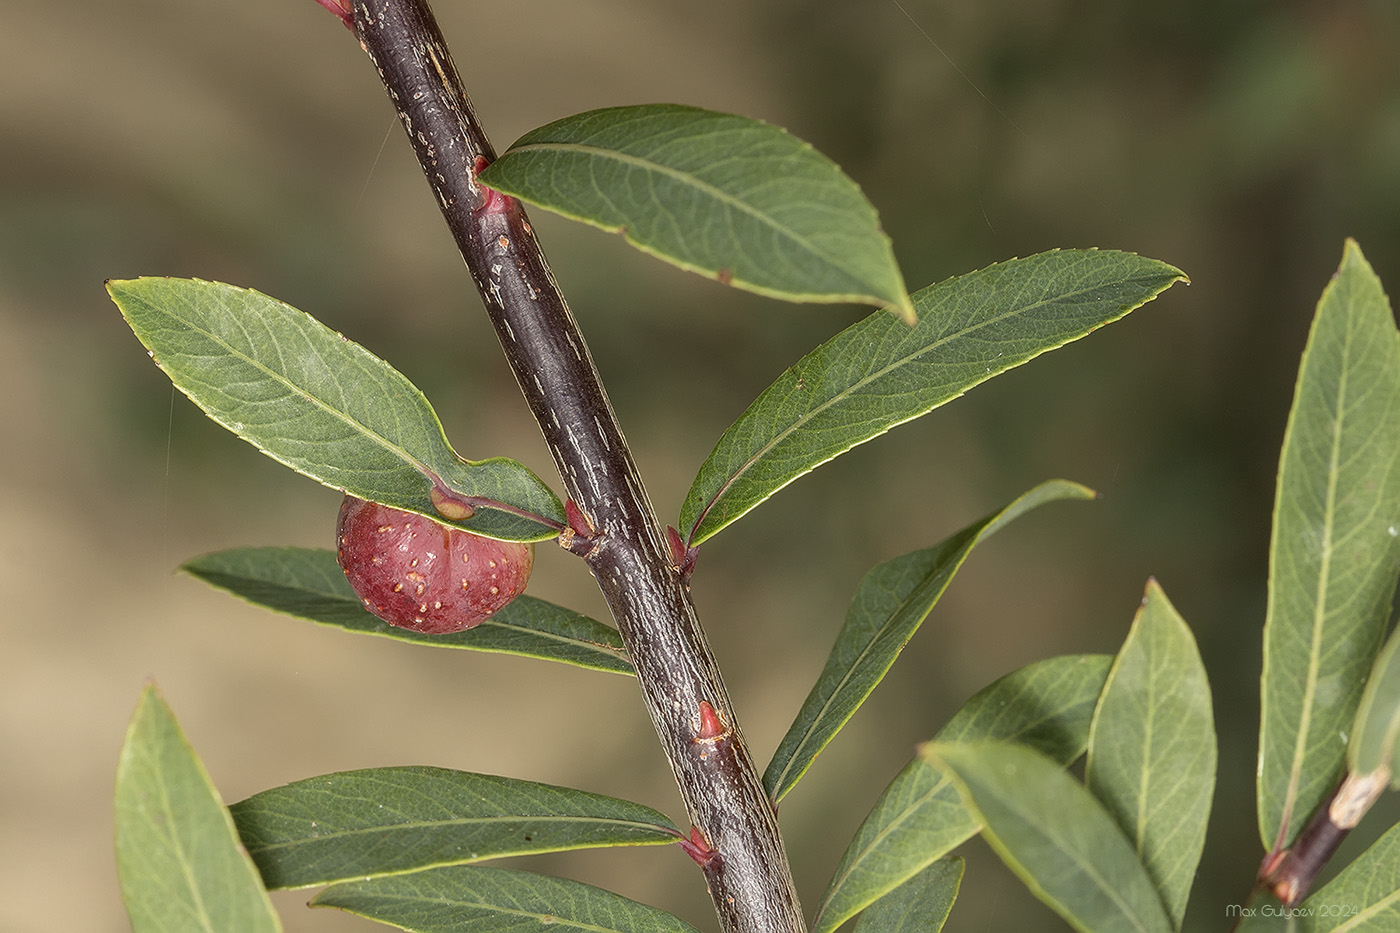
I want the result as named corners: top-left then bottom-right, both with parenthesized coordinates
top-left (347, 2), bottom-right (806, 931)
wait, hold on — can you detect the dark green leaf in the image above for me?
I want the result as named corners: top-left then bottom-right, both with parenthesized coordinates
top-left (313, 864), bottom-right (701, 933)
top-left (480, 104), bottom-right (913, 319)
top-left (231, 767), bottom-right (678, 889)
top-left (926, 741), bottom-right (1172, 933)
top-left (1258, 240), bottom-right (1400, 849)
top-left (1299, 821), bottom-right (1400, 931)
top-left (1085, 580), bottom-right (1216, 928)
top-left (852, 858), bottom-right (962, 933)
top-left (115, 685), bottom-right (281, 933)
top-left (108, 277), bottom-right (563, 541)
top-left (814, 654), bottom-right (1111, 933)
top-left (680, 250), bottom-right (1185, 545)
top-left (765, 480), bottom-right (1095, 802)
top-left (1349, 623), bottom-right (1400, 786)
top-left (181, 547), bottom-right (632, 674)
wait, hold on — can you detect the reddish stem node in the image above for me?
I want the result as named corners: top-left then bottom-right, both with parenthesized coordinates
top-left (679, 824), bottom-right (718, 866)
top-left (1259, 769), bottom-right (1387, 905)
top-left (311, 0), bottom-right (355, 30)
top-left (666, 525), bottom-right (699, 581)
top-left (565, 499), bottom-right (596, 536)
top-left (471, 155), bottom-right (517, 215)
top-left (558, 499), bottom-right (603, 557)
top-left (695, 701), bottom-right (728, 741)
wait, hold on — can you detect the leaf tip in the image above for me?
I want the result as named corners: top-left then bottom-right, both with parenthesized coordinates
top-left (891, 294), bottom-right (917, 326)
top-left (104, 277), bottom-right (135, 301)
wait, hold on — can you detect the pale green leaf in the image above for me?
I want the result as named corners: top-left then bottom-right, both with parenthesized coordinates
top-left (852, 858), bottom-right (962, 933)
top-left (1085, 580), bottom-right (1216, 928)
top-left (926, 741), bottom-right (1173, 933)
top-left (479, 104), bottom-right (913, 319)
top-left (814, 654), bottom-right (1111, 933)
top-left (108, 277), bottom-right (563, 541)
top-left (231, 767), bottom-right (678, 889)
top-left (182, 547), bottom-right (632, 675)
top-left (680, 249), bottom-right (1185, 545)
top-left (115, 685), bottom-right (281, 933)
top-left (765, 480), bottom-right (1096, 803)
top-left (1349, 623), bottom-right (1400, 784)
top-left (1299, 821), bottom-right (1400, 931)
top-left (313, 864), bottom-right (701, 933)
top-left (1258, 240), bottom-right (1400, 849)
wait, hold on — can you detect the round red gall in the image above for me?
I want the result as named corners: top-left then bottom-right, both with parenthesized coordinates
top-left (336, 494), bottom-right (533, 634)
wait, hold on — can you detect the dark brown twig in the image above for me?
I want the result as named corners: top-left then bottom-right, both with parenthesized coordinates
top-left (1259, 768), bottom-right (1388, 906)
top-left (347, 2), bottom-right (805, 930)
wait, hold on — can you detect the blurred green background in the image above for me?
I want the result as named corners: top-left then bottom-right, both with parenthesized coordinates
top-left (4, 0), bottom-right (1400, 930)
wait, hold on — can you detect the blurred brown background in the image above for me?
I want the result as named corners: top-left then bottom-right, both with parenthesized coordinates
top-left (4, 0), bottom-right (1400, 930)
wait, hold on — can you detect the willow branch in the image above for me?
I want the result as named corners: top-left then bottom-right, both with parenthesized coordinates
top-left (347, 2), bottom-right (805, 930)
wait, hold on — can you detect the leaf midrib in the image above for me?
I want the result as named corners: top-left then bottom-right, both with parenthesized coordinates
top-left (770, 540), bottom-right (971, 799)
top-left (1329, 884), bottom-right (1400, 932)
top-left (152, 746), bottom-right (222, 933)
top-left (975, 767), bottom-right (1160, 933)
top-left (817, 691), bottom-right (1099, 930)
top-left (142, 291), bottom-right (438, 482)
top-left (690, 276), bottom-right (1118, 541)
top-left (814, 773), bottom-right (960, 932)
top-left (336, 884), bottom-right (631, 933)
top-left (249, 813), bottom-right (673, 856)
top-left (509, 139), bottom-right (867, 289)
top-left (1279, 306), bottom-right (1353, 843)
top-left (198, 568), bottom-right (630, 659)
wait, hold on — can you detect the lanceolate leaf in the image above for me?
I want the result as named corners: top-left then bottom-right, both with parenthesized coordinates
top-left (313, 864), bottom-right (701, 933)
top-left (479, 104), bottom-right (914, 319)
top-left (927, 741), bottom-right (1172, 933)
top-left (1350, 624), bottom-right (1400, 785)
top-left (680, 250), bottom-right (1185, 546)
top-left (1258, 240), bottom-right (1400, 850)
top-left (814, 654), bottom-right (1111, 933)
top-left (1085, 580), bottom-right (1216, 929)
top-left (182, 547), bottom-right (632, 675)
top-left (115, 685), bottom-right (281, 933)
top-left (108, 277), bottom-right (563, 541)
top-left (764, 480), bottom-right (1096, 803)
top-left (231, 767), bottom-right (678, 889)
top-left (1299, 821), bottom-right (1400, 931)
top-left (852, 858), bottom-right (963, 933)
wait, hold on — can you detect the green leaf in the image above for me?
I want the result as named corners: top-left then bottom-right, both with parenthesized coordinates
top-left (680, 249), bottom-right (1186, 546)
top-left (313, 864), bottom-right (701, 933)
top-left (1349, 623), bottom-right (1400, 785)
top-left (765, 479), bottom-right (1096, 803)
top-left (1299, 820), bottom-right (1400, 931)
top-left (479, 104), bottom-right (914, 320)
top-left (230, 767), bottom-right (678, 889)
top-left (108, 277), bottom-right (563, 541)
top-left (852, 858), bottom-right (963, 933)
top-left (115, 685), bottom-right (281, 933)
top-left (1085, 580), bottom-right (1216, 929)
top-left (1258, 239), bottom-right (1400, 850)
top-left (182, 547), bottom-right (632, 675)
top-left (926, 741), bottom-right (1173, 933)
top-left (814, 654), bottom-right (1111, 933)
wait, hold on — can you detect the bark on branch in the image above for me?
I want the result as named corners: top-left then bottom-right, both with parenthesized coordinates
top-left (348, 3), bottom-right (805, 930)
